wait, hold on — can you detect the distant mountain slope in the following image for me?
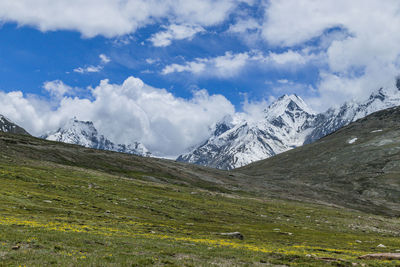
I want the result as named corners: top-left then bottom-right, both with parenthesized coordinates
top-left (0, 115), bottom-right (30, 135)
top-left (1, 106), bottom-right (400, 217)
top-left (236, 106), bottom-right (400, 216)
top-left (42, 118), bottom-right (150, 157)
top-left (179, 77), bottom-right (400, 170)
top-left (177, 94), bottom-right (316, 169)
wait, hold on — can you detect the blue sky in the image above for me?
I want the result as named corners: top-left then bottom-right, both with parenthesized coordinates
top-left (0, 0), bottom-right (399, 156)
top-left (0, 10), bottom-right (320, 109)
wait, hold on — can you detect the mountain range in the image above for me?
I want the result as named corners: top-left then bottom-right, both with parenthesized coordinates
top-left (2, 77), bottom-right (400, 169)
top-left (1, 103), bottom-right (399, 216)
top-left (41, 118), bottom-right (151, 157)
top-left (178, 77), bottom-right (400, 169)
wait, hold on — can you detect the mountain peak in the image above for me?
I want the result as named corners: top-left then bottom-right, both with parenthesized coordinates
top-left (0, 115), bottom-right (30, 135)
top-left (64, 117), bottom-right (96, 129)
top-left (264, 94), bottom-right (315, 120)
top-left (178, 94), bottom-right (317, 170)
top-left (43, 118), bottom-right (150, 157)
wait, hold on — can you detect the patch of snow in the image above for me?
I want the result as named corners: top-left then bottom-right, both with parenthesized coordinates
top-left (348, 138), bottom-right (358, 144)
top-left (371, 129), bottom-right (383, 133)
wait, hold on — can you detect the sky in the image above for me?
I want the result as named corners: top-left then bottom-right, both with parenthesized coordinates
top-left (1, 0), bottom-right (400, 156)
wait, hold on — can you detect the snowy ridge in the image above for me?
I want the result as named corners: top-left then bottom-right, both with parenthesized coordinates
top-left (177, 94), bottom-right (316, 170)
top-left (178, 78), bottom-right (400, 170)
top-left (42, 118), bottom-right (150, 157)
top-left (0, 115), bottom-right (30, 135)
top-left (305, 84), bottom-right (400, 144)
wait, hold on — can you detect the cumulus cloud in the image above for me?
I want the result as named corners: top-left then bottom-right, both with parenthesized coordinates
top-left (149, 24), bottom-right (205, 47)
top-left (43, 80), bottom-right (74, 98)
top-left (162, 50), bottom-right (317, 77)
top-left (0, 76), bottom-right (235, 157)
top-left (0, 0), bottom-right (241, 38)
top-left (262, 0), bottom-right (400, 110)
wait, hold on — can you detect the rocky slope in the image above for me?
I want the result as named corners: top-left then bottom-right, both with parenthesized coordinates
top-left (42, 118), bottom-right (150, 157)
top-left (0, 115), bottom-right (30, 135)
top-left (179, 78), bottom-right (400, 169)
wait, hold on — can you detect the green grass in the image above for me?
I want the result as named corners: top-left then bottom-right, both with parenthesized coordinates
top-left (0, 132), bottom-right (400, 266)
top-left (0, 158), bottom-right (400, 266)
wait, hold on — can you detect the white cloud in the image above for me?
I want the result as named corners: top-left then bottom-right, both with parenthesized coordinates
top-left (150, 24), bottom-right (205, 47)
top-left (162, 62), bottom-right (207, 75)
top-left (268, 50), bottom-right (307, 65)
top-left (262, 0), bottom-right (400, 109)
top-left (0, 0), bottom-right (242, 38)
top-left (271, 81), bottom-right (316, 99)
top-left (73, 65), bottom-right (103, 74)
top-left (226, 16), bottom-right (263, 46)
top-left (213, 52), bottom-right (250, 77)
top-left (99, 54), bottom-right (111, 64)
top-left (239, 95), bottom-right (270, 123)
top-left (43, 80), bottom-right (74, 98)
top-left (146, 58), bottom-right (160, 64)
top-left (162, 50), bottom-right (317, 77)
top-left (228, 18), bottom-right (260, 34)
top-left (277, 79), bottom-right (289, 84)
top-left (0, 76), bottom-right (234, 157)
top-left (162, 52), bottom-right (249, 77)
top-left (73, 53), bottom-right (111, 74)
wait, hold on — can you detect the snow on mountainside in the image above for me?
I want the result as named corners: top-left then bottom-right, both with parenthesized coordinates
top-left (305, 82), bottom-right (400, 144)
top-left (178, 77), bottom-right (400, 170)
top-left (0, 115), bottom-right (30, 135)
top-left (177, 94), bottom-right (316, 170)
top-left (42, 118), bottom-right (150, 157)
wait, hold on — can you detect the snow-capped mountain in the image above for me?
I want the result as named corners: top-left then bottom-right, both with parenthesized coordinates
top-left (305, 84), bottom-right (400, 144)
top-left (178, 77), bottom-right (400, 170)
top-left (177, 94), bottom-right (316, 170)
top-left (0, 115), bottom-right (30, 135)
top-left (42, 118), bottom-right (151, 157)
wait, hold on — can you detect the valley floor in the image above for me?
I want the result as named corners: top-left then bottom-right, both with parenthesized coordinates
top-left (1, 158), bottom-right (400, 266)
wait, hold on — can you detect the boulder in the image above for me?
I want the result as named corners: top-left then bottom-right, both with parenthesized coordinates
top-left (220, 232), bottom-right (244, 240)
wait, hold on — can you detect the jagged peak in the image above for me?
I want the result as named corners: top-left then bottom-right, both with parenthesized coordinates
top-left (60, 118), bottom-right (97, 134)
top-left (264, 94), bottom-right (315, 119)
top-left (65, 117), bottom-right (94, 127)
top-left (43, 117), bottom-right (150, 157)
